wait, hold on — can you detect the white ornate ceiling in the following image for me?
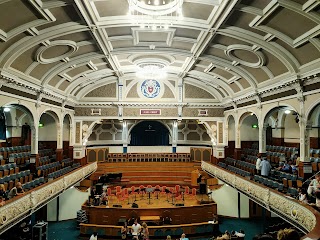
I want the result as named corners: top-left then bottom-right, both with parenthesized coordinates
top-left (0, 0), bottom-right (319, 108)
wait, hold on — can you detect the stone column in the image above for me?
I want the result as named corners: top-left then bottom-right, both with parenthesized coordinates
top-left (56, 121), bottom-right (64, 162)
top-left (172, 120), bottom-right (178, 152)
top-left (234, 121), bottom-right (242, 159)
top-left (122, 120), bottom-right (128, 153)
top-left (259, 123), bottom-right (268, 154)
top-left (30, 124), bottom-right (39, 172)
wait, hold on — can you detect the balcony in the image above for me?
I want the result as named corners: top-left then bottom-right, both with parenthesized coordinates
top-left (0, 162), bottom-right (97, 234)
top-left (201, 161), bottom-right (320, 239)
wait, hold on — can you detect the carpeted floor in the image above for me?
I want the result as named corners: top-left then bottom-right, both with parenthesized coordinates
top-left (47, 217), bottom-right (283, 240)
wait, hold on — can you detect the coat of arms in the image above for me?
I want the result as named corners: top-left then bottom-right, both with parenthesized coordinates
top-left (141, 79), bottom-right (160, 98)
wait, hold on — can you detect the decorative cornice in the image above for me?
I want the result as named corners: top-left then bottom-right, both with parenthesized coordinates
top-left (75, 102), bottom-right (223, 108)
top-left (0, 72), bottom-right (76, 107)
top-left (223, 75), bottom-right (320, 107)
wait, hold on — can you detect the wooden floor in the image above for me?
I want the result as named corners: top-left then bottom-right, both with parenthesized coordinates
top-left (106, 192), bottom-right (212, 208)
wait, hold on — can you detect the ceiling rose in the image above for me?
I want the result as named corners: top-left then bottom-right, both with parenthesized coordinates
top-left (127, 0), bottom-right (183, 29)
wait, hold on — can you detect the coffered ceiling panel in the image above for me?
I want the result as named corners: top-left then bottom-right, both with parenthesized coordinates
top-left (94, 0), bottom-right (128, 17)
top-left (37, 5), bottom-right (82, 31)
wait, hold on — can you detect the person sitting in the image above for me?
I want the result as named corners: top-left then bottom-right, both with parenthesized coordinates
top-left (252, 234), bottom-right (275, 240)
top-left (235, 229), bottom-right (245, 237)
top-left (277, 228), bottom-right (300, 240)
top-left (179, 233), bottom-right (189, 240)
top-left (298, 188), bottom-right (308, 204)
top-left (100, 189), bottom-right (108, 205)
top-left (216, 230), bottom-right (230, 240)
top-left (121, 222), bottom-right (128, 240)
top-left (89, 232), bottom-right (98, 240)
top-left (0, 184), bottom-right (7, 200)
top-left (0, 196), bottom-right (5, 206)
top-left (166, 236), bottom-right (171, 240)
top-left (278, 160), bottom-right (292, 173)
top-left (8, 182), bottom-right (24, 199)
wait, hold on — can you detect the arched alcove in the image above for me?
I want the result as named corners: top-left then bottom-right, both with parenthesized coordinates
top-left (239, 113), bottom-right (259, 149)
top-left (129, 121), bottom-right (170, 146)
top-left (39, 111), bottom-right (58, 150)
top-left (1, 104), bottom-right (34, 146)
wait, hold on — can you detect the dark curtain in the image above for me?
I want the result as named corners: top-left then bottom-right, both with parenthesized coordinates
top-left (266, 125), bottom-right (272, 146)
top-left (130, 121), bottom-right (169, 146)
top-left (0, 109), bottom-right (6, 140)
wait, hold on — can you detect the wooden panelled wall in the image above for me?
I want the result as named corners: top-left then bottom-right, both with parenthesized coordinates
top-left (87, 148), bottom-right (109, 162)
top-left (190, 147), bottom-right (212, 161)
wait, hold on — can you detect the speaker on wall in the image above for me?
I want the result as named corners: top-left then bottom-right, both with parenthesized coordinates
top-left (199, 183), bottom-right (207, 194)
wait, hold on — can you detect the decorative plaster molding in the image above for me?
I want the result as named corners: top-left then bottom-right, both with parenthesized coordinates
top-left (0, 162), bottom-right (97, 234)
top-left (201, 161), bottom-right (316, 234)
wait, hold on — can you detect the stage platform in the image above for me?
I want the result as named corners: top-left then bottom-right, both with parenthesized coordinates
top-left (80, 193), bottom-right (218, 238)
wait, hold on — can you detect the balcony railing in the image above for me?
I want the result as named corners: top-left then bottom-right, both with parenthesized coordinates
top-left (0, 162), bottom-right (97, 234)
top-left (201, 161), bottom-right (320, 239)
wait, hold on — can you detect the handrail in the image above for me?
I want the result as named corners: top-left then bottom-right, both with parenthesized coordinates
top-left (201, 161), bottom-right (320, 239)
top-left (0, 162), bottom-right (97, 234)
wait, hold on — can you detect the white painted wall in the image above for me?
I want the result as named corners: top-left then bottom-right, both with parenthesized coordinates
top-left (47, 186), bottom-right (90, 221)
top-left (39, 114), bottom-right (57, 141)
top-left (228, 117), bottom-right (235, 141)
top-left (283, 114), bottom-right (299, 143)
top-left (209, 180), bottom-right (249, 218)
top-left (63, 117), bottom-right (70, 141)
top-left (240, 115), bottom-right (259, 141)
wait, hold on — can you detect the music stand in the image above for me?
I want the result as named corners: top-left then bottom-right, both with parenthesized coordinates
top-left (134, 188), bottom-right (140, 202)
top-left (146, 187), bottom-right (154, 205)
top-left (154, 188), bottom-right (161, 199)
top-left (140, 187), bottom-right (146, 200)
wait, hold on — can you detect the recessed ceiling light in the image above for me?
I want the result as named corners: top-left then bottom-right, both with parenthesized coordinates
top-left (284, 110), bottom-right (291, 114)
top-left (3, 107), bottom-right (10, 112)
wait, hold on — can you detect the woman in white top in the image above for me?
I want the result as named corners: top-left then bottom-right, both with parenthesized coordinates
top-left (256, 153), bottom-right (262, 175)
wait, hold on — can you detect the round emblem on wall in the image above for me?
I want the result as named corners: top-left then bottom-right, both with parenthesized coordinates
top-left (140, 79), bottom-right (161, 98)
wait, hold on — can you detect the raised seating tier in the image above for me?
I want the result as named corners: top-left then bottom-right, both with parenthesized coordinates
top-left (92, 162), bottom-right (197, 186)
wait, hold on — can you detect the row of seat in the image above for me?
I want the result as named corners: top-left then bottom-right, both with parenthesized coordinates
top-left (0, 170), bottom-right (32, 191)
top-left (48, 166), bottom-right (73, 179)
top-left (8, 151), bottom-right (31, 165)
top-left (266, 145), bottom-right (298, 158)
top-left (0, 145), bottom-right (31, 159)
top-left (253, 175), bottom-right (298, 198)
top-left (22, 177), bottom-right (45, 191)
top-left (39, 156), bottom-right (51, 166)
top-left (38, 148), bottom-right (53, 157)
top-left (310, 148), bottom-right (320, 157)
top-left (0, 163), bottom-right (19, 177)
top-left (62, 158), bottom-right (73, 167)
top-left (37, 162), bottom-right (61, 177)
top-left (106, 153), bottom-right (191, 163)
top-left (218, 162), bottom-right (252, 178)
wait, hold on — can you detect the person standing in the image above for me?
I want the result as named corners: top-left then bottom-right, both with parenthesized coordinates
top-left (141, 222), bottom-right (149, 240)
top-left (131, 219), bottom-right (141, 239)
top-left (256, 153), bottom-right (262, 175)
top-left (260, 157), bottom-right (272, 177)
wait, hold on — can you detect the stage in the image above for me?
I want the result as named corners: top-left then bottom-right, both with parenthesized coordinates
top-left (80, 193), bottom-right (218, 238)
